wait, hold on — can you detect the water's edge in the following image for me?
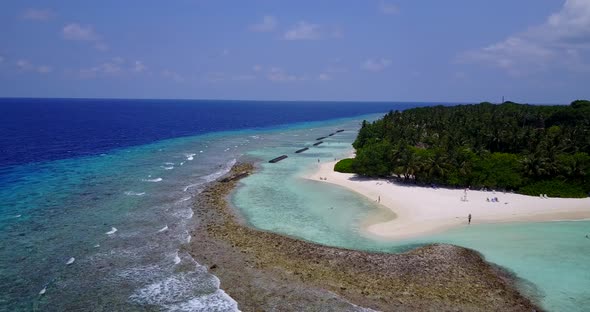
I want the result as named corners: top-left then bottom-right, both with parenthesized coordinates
top-left (188, 162), bottom-right (542, 311)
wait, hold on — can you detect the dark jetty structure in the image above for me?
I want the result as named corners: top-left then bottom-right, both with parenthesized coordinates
top-left (268, 155), bottom-right (288, 163)
top-left (271, 130), bottom-right (345, 163)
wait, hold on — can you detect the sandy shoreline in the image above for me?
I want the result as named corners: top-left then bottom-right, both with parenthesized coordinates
top-left (305, 159), bottom-right (590, 240)
top-left (189, 163), bottom-right (541, 311)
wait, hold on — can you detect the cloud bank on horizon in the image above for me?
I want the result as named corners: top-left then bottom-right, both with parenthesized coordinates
top-left (0, 0), bottom-right (588, 103)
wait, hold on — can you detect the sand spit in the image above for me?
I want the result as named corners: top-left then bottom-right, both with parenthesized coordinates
top-left (187, 163), bottom-right (541, 311)
top-left (307, 160), bottom-right (590, 240)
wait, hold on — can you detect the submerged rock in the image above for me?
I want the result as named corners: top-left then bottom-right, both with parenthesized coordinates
top-left (188, 162), bottom-right (542, 311)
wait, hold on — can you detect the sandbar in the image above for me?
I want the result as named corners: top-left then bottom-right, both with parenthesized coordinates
top-left (306, 158), bottom-right (590, 240)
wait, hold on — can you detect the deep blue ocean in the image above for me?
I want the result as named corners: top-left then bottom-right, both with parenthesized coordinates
top-left (0, 98), bottom-right (440, 311)
top-left (2, 98), bottom-right (588, 312)
top-left (0, 98), bottom-right (432, 168)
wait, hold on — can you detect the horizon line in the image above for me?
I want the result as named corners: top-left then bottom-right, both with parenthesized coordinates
top-left (0, 96), bottom-right (569, 105)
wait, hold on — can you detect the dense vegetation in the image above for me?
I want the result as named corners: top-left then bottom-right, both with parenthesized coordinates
top-left (344, 100), bottom-right (590, 198)
top-left (333, 158), bottom-right (355, 173)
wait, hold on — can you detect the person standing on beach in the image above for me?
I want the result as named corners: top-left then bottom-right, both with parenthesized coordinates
top-left (468, 213), bottom-right (472, 225)
top-left (378, 195), bottom-right (380, 203)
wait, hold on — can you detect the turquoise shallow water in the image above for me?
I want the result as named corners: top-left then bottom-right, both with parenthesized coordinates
top-left (233, 118), bottom-right (590, 312)
top-left (0, 113), bottom-right (383, 311)
top-left (2, 110), bottom-right (588, 311)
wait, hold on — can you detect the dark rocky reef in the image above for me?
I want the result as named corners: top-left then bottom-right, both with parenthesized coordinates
top-left (188, 162), bottom-right (542, 311)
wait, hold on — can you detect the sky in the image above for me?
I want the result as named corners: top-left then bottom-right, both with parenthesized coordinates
top-left (0, 0), bottom-right (589, 103)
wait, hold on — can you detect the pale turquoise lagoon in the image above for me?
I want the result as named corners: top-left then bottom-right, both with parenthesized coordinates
top-left (233, 117), bottom-right (590, 312)
top-left (2, 111), bottom-right (587, 311)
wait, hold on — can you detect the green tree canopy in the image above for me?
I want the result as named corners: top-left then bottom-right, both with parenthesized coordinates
top-left (348, 101), bottom-right (590, 198)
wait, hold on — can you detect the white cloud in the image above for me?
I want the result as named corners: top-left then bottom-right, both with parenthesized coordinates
top-left (253, 65), bottom-right (263, 72)
top-left (95, 43), bottom-right (109, 52)
top-left (266, 67), bottom-right (308, 81)
top-left (268, 67), bottom-right (297, 81)
top-left (79, 58), bottom-right (146, 78)
top-left (80, 62), bottom-right (121, 77)
top-left (232, 74), bottom-right (256, 81)
top-left (37, 65), bottom-right (52, 73)
top-left (62, 23), bottom-right (99, 41)
top-left (22, 8), bottom-right (54, 21)
top-left (162, 69), bottom-right (184, 83)
top-left (16, 60), bottom-right (33, 71)
top-left (458, 0), bottom-right (590, 74)
top-left (62, 23), bottom-right (110, 51)
top-left (16, 59), bottom-right (52, 74)
top-left (361, 58), bottom-right (391, 72)
top-left (205, 72), bottom-right (225, 82)
top-left (318, 73), bottom-right (332, 81)
top-left (379, 2), bottom-right (399, 15)
top-left (133, 61), bottom-right (146, 73)
top-left (250, 15), bottom-right (277, 32)
top-left (283, 21), bottom-right (322, 40)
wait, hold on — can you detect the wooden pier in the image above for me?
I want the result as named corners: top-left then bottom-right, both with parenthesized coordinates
top-left (313, 141), bottom-right (324, 146)
top-left (295, 147), bottom-right (309, 154)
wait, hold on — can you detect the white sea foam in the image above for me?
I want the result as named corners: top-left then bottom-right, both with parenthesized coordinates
top-left (552, 218), bottom-right (590, 222)
top-left (162, 166), bottom-right (174, 170)
top-left (164, 289), bottom-right (240, 312)
top-left (183, 159), bottom-right (237, 192)
top-left (143, 178), bottom-right (163, 182)
top-left (94, 244), bottom-right (100, 248)
top-left (66, 257), bottom-right (75, 265)
top-left (106, 227), bottom-right (118, 235)
top-left (165, 162), bottom-right (175, 165)
top-left (178, 196), bottom-right (192, 202)
top-left (173, 207), bottom-right (194, 220)
top-left (39, 287), bottom-right (46, 295)
top-left (200, 159), bottom-right (237, 183)
top-left (183, 183), bottom-right (200, 192)
top-left (14, 214), bottom-right (21, 218)
top-left (157, 225), bottom-right (169, 233)
top-left (186, 153), bottom-right (196, 161)
top-left (115, 264), bottom-right (162, 283)
top-left (129, 271), bottom-right (239, 311)
top-left (174, 252), bottom-right (181, 265)
top-left (199, 150), bottom-right (203, 153)
top-left (125, 191), bottom-right (146, 196)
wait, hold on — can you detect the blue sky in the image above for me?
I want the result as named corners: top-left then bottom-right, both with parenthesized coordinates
top-left (0, 0), bottom-right (589, 103)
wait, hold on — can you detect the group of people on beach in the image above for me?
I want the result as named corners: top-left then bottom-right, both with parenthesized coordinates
top-left (486, 197), bottom-right (500, 202)
top-left (319, 177), bottom-right (328, 181)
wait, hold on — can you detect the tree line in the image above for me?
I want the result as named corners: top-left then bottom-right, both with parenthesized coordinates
top-left (338, 100), bottom-right (590, 198)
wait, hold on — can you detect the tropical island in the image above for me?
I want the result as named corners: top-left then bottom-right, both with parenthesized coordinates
top-left (310, 101), bottom-right (590, 240)
top-left (336, 100), bottom-right (590, 198)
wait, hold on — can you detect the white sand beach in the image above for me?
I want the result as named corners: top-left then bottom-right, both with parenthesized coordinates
top-left (306, 159), bottom-right (590, 240)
